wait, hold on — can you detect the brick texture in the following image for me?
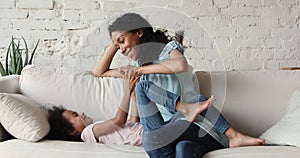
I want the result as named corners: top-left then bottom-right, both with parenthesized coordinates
top-left (0, 0), bottom-right (299, 72)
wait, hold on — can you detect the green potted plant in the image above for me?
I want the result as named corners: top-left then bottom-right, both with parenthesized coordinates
top-left (0, 36), bottom-right (39, 76)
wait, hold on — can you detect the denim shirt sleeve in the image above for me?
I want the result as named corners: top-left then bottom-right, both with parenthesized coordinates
top-left (132, 61), bottom-right (140, 66)
top-left (158, 40), bottom-right (184, 62)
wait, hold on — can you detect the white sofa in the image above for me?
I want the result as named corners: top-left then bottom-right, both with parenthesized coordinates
top-left (0, 65), bottom-right (300, 158)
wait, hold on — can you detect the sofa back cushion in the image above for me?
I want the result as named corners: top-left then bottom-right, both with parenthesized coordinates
top-left (20, 65), bottom-right (300, 137)
top-left (194, 70), bottom-right (300, 137)
top-left (20, 65), bottom-right (125, 121)
top-left (0, 75), bottom-right (20, 141)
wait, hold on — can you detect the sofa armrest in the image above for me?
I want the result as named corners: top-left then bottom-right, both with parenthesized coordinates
top-left (0, 75), bottom-right (20, 142)
top-left (0, 75), bottom-right (20, 94)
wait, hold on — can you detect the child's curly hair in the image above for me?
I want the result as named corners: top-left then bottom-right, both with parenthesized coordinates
top-left (45, 106), bottom-right (82, 142)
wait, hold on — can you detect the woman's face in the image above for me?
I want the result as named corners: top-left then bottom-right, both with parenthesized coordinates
top-left (111, 30), bottom-right (142, 61)
top-left (62, 110), bottom-right (93, 137)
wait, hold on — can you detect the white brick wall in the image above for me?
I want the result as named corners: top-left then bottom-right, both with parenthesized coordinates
top-left (0, 0), bottom-right (15, 8)
top-left (18, 0), bottom-right (53, 9)
top-left (0, 0), bottom-right (299, 72)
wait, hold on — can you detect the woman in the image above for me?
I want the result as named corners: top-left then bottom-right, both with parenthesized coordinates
top-left (94, 13), bottom-right (264, 157)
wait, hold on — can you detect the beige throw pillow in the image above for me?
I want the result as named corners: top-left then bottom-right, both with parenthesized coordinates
top-left (260, 89), bottom-right (300, 147)
top-left (0, 93), bottom-right (50, 142)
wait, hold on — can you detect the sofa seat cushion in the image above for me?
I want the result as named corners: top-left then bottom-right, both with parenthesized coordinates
top-left (203, 146), bottom-right (300, 158)
top-left (0, 139), bottom-right (147, 158)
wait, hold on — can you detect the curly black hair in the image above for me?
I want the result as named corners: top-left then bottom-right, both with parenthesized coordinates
top-left (45, 106), bottom-right (82, 142)
top-left (108, 13), bottom-right (171, 64)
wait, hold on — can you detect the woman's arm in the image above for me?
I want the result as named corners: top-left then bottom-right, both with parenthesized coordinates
top-left (138, 49), bottom-right (188, 74)
top-left (93, 43), bottom-right (123, 78)
top-left (92, 73), bottom-right (139, 138)
top-left (118, 49), bottom-right (188, 75)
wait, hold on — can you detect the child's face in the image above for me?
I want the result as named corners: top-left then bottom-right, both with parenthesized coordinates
top-left (62, 110), bottom-right (93, 137)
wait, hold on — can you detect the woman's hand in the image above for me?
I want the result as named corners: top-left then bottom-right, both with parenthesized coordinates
top-left (119, 65), bottom-right (140, 77)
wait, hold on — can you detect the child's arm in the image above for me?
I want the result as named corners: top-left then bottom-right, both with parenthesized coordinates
top-left (92, 73), bottom-right (139, 138)
top-left (128, 90), bottom-right (139, 122)
top-left (93, 43), bottom-right (123, 78)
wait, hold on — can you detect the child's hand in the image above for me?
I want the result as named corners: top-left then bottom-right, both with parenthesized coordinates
top-left (119, 65), bottom-right (140, 78)
top-left (124, 70), bottom-right (140, 93)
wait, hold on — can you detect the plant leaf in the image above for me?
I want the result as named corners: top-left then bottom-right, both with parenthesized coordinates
top-left (2, 36), bottom-right (37, 76)
top-left (10, 36), bottom-right (17, 74)
top-left (15, 49), bottom-right (23, 75)
top-left (22, 36), bottom-right (29, 67)
top-left (15, 39), bottom-right (23, 74)
top-left (29, 39), bottom-right (39, 64)
top-left (5, 42), bottom-right (11, 75)
top-left (0, 62), bottom-right (7, 76)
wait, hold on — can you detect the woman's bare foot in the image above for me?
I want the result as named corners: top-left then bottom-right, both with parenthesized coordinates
top-left (225, 128), bottom-right (265, 148)
top-left (177, 96), bottom-right (215, 122)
